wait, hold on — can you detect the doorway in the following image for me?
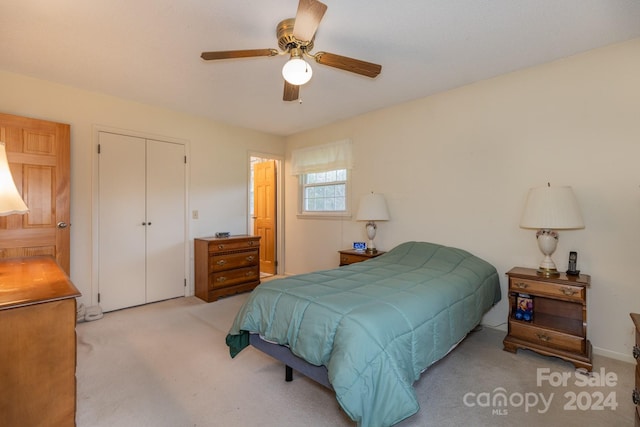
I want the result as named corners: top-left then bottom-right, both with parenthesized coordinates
top-left (249, 155), bottom-right (282, 277)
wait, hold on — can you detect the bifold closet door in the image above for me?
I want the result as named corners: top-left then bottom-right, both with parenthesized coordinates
top-left (145, 139), bottom-right (185, 303)
top-left (98, 133), bottom-right (147, 311)
top-left (98, 132), bottom-right (186, 312)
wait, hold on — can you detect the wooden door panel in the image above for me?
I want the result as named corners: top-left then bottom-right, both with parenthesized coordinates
top-left (0, 113), bottom-right (70, 273)
top-left (253, 160), bottom-right (276, 274)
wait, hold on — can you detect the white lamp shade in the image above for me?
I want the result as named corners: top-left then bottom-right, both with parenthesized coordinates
top-left (356, 193), bottom-right (390, 221)
top-left (520, 185), bottom-right (584, 230)
top-left (0, 142), bottom-right (29, 216)
top-left (282, 57), bottom-right (313, 85)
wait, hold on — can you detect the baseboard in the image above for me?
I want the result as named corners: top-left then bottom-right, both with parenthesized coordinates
top-left (592, 345), bottom-right (635, 364)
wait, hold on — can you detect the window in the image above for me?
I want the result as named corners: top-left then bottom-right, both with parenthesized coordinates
top-left (302, 169), bottom-right (347, 213)
top-left (291, 139), bottom-right (353, 218)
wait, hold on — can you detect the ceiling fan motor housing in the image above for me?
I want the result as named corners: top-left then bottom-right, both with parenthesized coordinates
top-left (277, 18), bottom-right (314, 52)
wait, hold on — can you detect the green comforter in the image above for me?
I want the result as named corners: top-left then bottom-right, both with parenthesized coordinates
top-left (226, 241), bottom-right (501, 427)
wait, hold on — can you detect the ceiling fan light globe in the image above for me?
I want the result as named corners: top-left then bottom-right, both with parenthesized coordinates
top-left (282, 58), bottom-right (313, 85)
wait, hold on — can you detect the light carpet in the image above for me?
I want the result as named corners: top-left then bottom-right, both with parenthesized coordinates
top-left (76, 294), bottom-right (635, 426)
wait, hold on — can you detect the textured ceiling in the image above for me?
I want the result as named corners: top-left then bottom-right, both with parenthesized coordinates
top-left (1, 0), bottom-right (639, 136)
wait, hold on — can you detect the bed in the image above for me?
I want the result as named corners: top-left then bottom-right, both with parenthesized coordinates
top-left (226, 241), bottom-right (501, 427)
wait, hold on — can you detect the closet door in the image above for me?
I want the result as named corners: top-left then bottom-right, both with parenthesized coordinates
top-left (145, 139), bottom-right (185, 303)
top-left (98, 132), bottom-right (186, 312)
top-left (98, 133), bottom-right (147, 311)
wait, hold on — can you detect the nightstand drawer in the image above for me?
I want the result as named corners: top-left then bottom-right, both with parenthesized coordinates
top-left (510, 321), bottom-right (584, 353)
top-left (509, 277), bottom-right (584, 302)
top-left (340, 253), bottom-right (368, 265)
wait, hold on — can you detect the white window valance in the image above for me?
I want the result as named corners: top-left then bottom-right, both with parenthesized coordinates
top-left (290, 139), bottom-right (353, 175)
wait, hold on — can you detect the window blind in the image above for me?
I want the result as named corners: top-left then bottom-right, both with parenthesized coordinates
top-left (290, 139), bottom-right (353, 175)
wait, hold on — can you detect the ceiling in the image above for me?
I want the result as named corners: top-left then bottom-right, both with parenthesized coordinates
top-left (1, 1), bottom-right (640, 136)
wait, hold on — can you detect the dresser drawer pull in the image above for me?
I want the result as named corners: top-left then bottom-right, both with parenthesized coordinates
top-left (561, 287), bottom-right (578, 296)
top-left (216, 276), bottom-right (226, 283)
top-left (633, 389), bottom-right (640, 405)
top-left (246, 256), bottom-right (255, 262)
top-left (536, 333), bottom-right (551, 342)
top-left (218, 244), bottom-right (225, 250)
top-left (245, 271), bottom-right (255, 277)
top-left (216, 259), bottom-right (227, 266)
top-left (633, 345), bottom-right (640, 359)
top-left (248, 241), bottom-right (254, 246)
top-left (515, 282), bottom-right (528, 289)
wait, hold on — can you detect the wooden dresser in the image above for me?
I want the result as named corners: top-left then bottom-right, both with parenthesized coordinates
top-left (195, 235), bottom-right (261, 302)
top-left (503, 267), bottom-right (592, 371)
top-left (632, 313), bottom-right (640, 426)
top-left (0, 256), bottom-right (81, 427)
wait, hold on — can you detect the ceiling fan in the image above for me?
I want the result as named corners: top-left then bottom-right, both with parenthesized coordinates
top-left (200, 0), bottom-right (382, 102)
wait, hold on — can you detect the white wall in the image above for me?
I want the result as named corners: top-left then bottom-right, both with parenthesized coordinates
top-left (0, 70), bottom-right (285, 305)
top-left (283, 38), bottom-right (640, 361)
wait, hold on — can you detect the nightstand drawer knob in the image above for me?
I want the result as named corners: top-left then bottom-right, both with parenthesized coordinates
top-left (633, 345), bottom-right (640, 359)
top-left (561, 287), bottom-right (577, 296)
top-left (515, 282), bottom-right (528, 289)
top-left (216, 259), bottom-right (227, 266)
top-left (633, 389), bottom-right (640, 405)
top-left (536, 333), bottom-right (551, 342)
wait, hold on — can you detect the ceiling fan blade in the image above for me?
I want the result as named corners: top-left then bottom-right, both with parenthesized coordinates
top-left (293, 0), bottom-right (327, 42)
top-left (283, 81), bottom-right (300, 101)
top-left (201, 49), bottom-right (278, 61)
top-left (314, 52), bottom-right (382, 78)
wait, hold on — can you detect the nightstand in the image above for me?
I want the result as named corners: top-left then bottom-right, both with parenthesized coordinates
top-left (338, 249), bottom-right (385, 266)
top-left (503, 267), bottom-right (592, 371)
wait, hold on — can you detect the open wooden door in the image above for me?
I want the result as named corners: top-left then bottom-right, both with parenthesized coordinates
top-left (0, 113), bottom-right (71, 274)
top-left (253, 160), bottom-right (276, 275)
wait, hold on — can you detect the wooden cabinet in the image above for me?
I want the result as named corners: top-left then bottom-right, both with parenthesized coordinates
top-left (195, 235), bottom-right (261, 302)
top-left (503, 267), bottom-right (592, 371)
top-left (338, 249), bottom-right (386, 266)
top-left (631, 313), bottom-right (640, 426)
top-left (0, 256), bottom-right (81, 427)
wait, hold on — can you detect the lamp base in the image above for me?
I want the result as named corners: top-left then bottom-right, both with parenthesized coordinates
top-left (365, 248), bottom-right (378, 254)
top-left (537, 267), bottom-right (560, 277)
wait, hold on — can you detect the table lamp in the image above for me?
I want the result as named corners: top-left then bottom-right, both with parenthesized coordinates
top-left (519, 183), bottom-right (584, 276)
top-left (356, 192), bottom-right (389, 254)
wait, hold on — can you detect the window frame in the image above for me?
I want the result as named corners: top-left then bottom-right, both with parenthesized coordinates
top-left (297, 168), bottom-right (351, 219)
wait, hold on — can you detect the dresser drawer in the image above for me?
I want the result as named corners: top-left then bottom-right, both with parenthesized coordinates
top-left (210, 239), bottom-right (259, 253)
top-left (209, 249), bottom-right (259, 272)
top-left (210, 266), bottom-right (259, 290)
top-left (510, 321), bottom-right (584, 353)
top-left (509, 277), bottom-right (584, 302)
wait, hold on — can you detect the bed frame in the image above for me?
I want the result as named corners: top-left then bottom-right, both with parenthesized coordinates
top-left (249, 333), bottom-right (332, 389)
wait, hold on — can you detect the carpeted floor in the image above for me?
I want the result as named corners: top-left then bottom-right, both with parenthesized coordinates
top-left (76, 294), bottom-right (635, 426)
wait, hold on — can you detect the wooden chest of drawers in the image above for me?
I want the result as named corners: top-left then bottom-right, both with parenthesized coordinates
top-left (195, 235), bottom-right (261, 302)
top-left (503, 267), bottom-right (592, 371)
top-left (0, 256), bottom-right (81, 427)
top-left (631, 313), bottom-right (640, 426)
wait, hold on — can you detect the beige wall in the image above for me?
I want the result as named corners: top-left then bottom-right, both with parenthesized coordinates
top-left (0, 70), bottom-right (285, 306)
top-left (284, 38), bottom-right (640, 361)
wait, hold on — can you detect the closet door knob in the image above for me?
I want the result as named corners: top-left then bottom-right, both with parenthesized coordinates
top-left (57, 221), bottom-right (68, 229)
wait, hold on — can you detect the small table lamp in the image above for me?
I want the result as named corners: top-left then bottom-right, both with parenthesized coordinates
top-left (356, 192), bottom-right (390, 254)
top-left (519, 183), bottom-right (584, 276)
top-left (0, 142), bottom-right (29, 215)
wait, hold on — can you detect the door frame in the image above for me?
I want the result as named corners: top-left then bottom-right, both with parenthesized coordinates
top-left (91, 125), bottom-right (190, 307)
top-left (248, 151), bottom-right (284, 276)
